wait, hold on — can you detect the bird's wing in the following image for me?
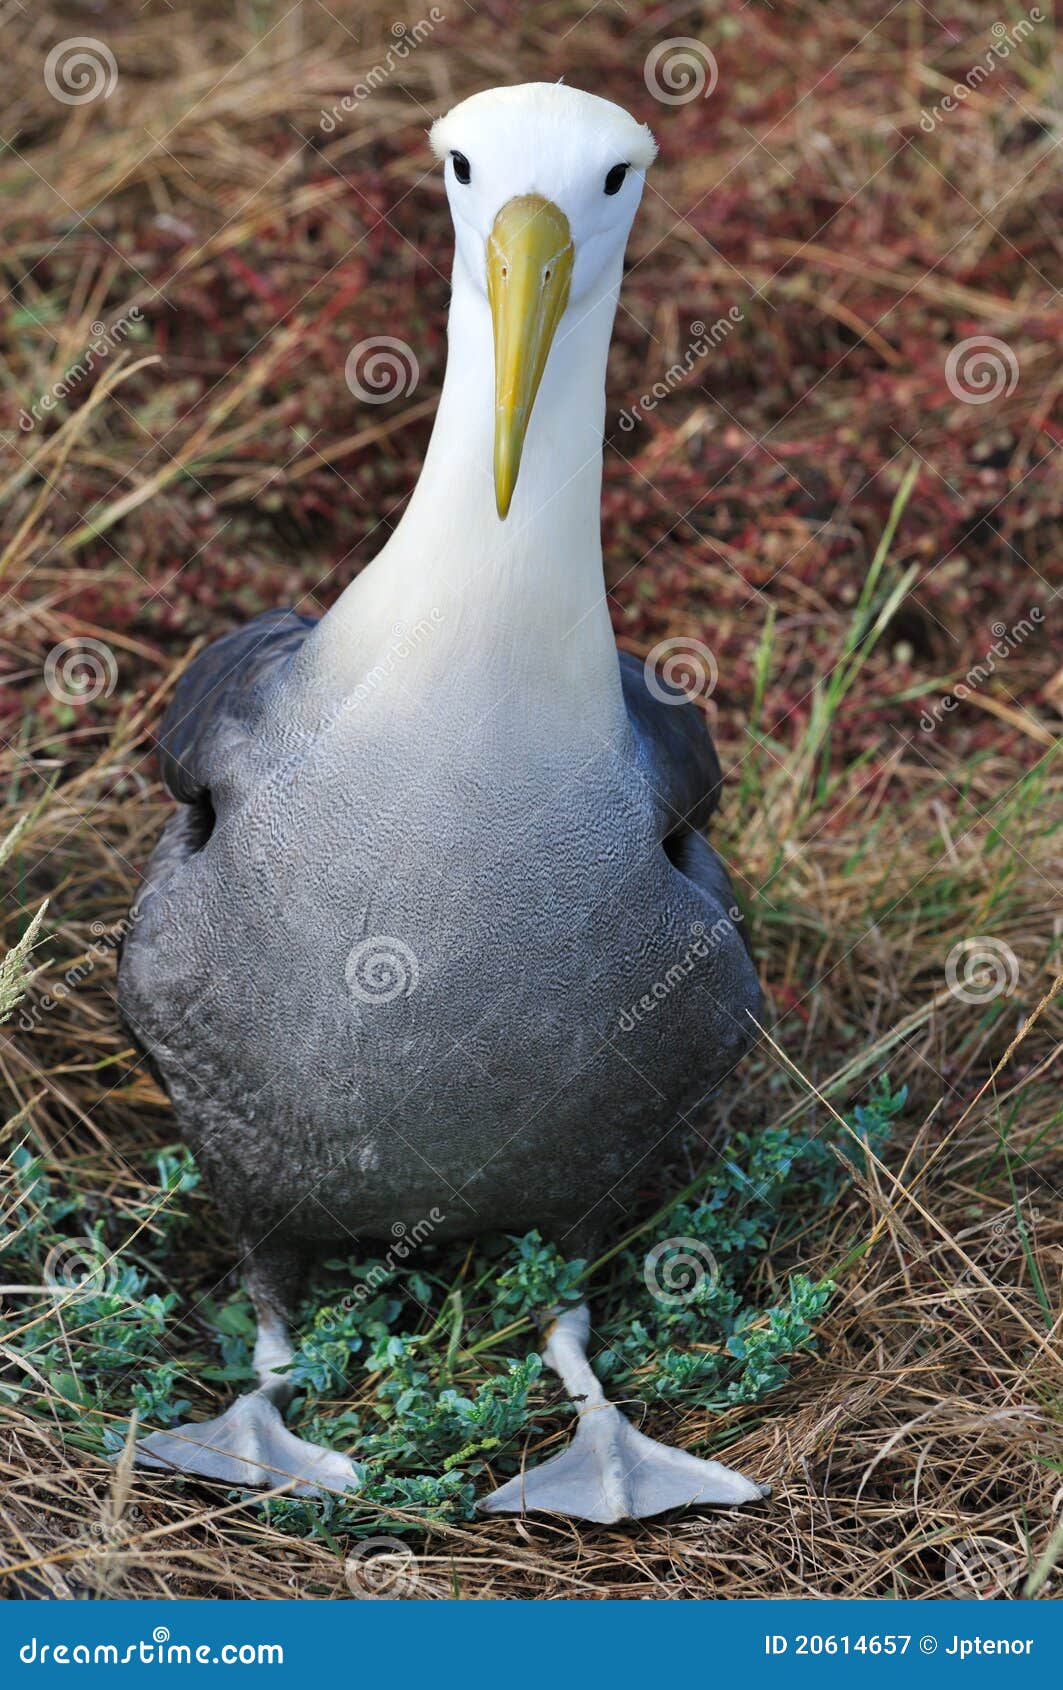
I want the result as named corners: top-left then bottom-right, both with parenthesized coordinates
top-left (619, 648), bottom-right (722, 837)
top-left (157, 608), bottom-right (317, 805)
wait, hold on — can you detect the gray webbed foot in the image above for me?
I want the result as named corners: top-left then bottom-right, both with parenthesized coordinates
top-left (477, 1304), bottom-right (769, 1524)
top-left (478, 1400), bottom-right (768, 1523)
top-left (135, 1392), bottom-right (361, 1498)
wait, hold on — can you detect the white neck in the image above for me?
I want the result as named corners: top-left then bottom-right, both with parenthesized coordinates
top-left (306, 250), bottom-right (629, 746)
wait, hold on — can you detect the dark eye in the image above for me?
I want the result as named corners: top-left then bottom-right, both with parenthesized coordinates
top-left (604, 162), bottom-right (629, 195)
top-left (451, 151), bottom-right (471, 185)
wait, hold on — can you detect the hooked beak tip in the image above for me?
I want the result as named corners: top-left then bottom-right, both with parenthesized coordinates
top-left (494, 424), bottom-right (521, 520)
top-left (487, 195), bottom-right (573, 522)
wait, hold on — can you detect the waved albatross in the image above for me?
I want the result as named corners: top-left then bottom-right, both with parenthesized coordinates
top-left (119, 82), bottom-right (768, 1522)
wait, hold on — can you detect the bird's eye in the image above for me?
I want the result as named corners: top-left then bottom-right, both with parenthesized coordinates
top-left (604, 163), bottom-right (629, 196)
top-left (451, 151), bottom-right (471, 185)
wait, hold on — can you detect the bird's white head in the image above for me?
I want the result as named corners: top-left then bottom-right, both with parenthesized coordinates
top-left (430, 84), bottom-right (656, 518)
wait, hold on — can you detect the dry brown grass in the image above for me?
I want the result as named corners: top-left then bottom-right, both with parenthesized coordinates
top-left (1, 0), bottom-right (1061, 1599)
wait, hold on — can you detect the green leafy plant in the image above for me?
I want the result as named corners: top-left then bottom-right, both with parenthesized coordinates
top-left (0, 1079), bottom-right (904, 1536)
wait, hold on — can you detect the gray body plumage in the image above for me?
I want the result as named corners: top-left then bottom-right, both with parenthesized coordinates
top-left (119, 610), bottom-right (761, 1269)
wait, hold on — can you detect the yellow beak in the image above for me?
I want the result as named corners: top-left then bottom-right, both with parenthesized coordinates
top-left (487, 195), bottom-right (574, 520)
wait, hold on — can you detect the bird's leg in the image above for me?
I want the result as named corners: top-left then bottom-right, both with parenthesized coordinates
top-left (477, 1303), bottom-right (769, 1524)
top-left (135, 1253), bottom-right (360, 1498)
